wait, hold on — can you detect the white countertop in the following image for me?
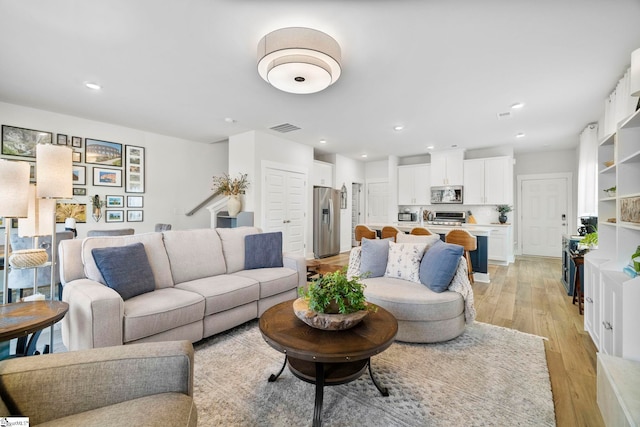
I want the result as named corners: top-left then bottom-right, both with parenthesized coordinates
top-left (367, 222), bottom-right (491, 237)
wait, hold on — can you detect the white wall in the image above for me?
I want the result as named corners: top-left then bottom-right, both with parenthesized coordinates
top-left (335, 154), bottom-right (365, 252)
top-left (0, 101), bottom-right (228, 239)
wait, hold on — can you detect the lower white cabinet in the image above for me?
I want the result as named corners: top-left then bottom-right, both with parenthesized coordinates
top-left (488, 225), bottom-right (513, 264)
top-left (584, 251), bottom-right (640, 361)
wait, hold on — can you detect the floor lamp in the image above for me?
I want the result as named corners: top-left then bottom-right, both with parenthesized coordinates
top-left (0, 160), bottom-right (31, 305)
top-left (36, 143), bottom-right (72, 352)
top-left (18, 184), bottom-right (56, 298)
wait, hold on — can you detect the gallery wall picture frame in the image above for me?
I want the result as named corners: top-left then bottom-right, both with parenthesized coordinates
top-left (55, 203), bottom-right (87, 223)
top-left (93, 167), bottom-right (122, 187)
top-left (28, 162), bottom-right (36, 182)
top-left (72, 165), bottom-right (86, 185)
top-left (71, 136), bottom-right (82, 148)
top-left (106, 195), bottom-right (124, 208)
top-left (73, 187), bottom-right (87, 196)
top-left (125, 145), bottom-right (145, 193)
top-left (127, 210), bottom-right (144, 222)
top-left (105, 210), bottom-right (124, 223)
top-left (1, 125), bottom-right (53, 158)
top-left (72, 151), bottom-right (81, 163)
top-left (126, 195), bottom-right (144, 208)
top-left (85, 138), bottom-right (123, 166)
top-left (57, 134), bottom-right (68, 145)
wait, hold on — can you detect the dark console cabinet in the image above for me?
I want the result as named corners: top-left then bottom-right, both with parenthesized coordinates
top-left (562, 234), bottom-right (583, 296)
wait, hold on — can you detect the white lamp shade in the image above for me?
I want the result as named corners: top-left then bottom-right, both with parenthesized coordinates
top-left (64, 217), bottom-right (77, 228)
top-left (631, 48), bottom-right (640, 97)
top-left (18, 184), bottom-right (55, 237)
top-left (36, 144), bottom-right (72, 198)
top-left (0, 159), bottom-right (31, 217)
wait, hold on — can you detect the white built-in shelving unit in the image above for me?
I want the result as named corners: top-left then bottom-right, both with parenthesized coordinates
top-left (585, 107), bottom-right (640, 362)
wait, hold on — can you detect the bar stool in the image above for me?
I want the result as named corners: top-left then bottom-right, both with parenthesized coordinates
top-left (445, 229), bottom-right (477, 284)
top-left (410, 227), bottom-right (433, 236)
top-left (572, 254), bottom-right (585, 315)
top-left (381, 225), bottom-right (402, 242)
top-left (354, 224), bottom-right (376, 246)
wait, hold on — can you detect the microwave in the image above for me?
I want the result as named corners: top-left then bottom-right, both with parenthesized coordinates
top-left (398, 212), bottom-right (417, 222)
top-left (431, 186), bottom-right (463, 204)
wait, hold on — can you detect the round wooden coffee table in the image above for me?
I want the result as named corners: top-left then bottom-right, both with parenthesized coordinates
top-left (259, 300), bottom-right (398, 427)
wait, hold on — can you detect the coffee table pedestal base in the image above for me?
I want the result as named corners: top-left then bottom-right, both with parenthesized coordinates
top-left (268, 355), bottom-right (389, 427)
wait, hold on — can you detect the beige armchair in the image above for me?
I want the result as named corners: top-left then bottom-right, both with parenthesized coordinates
top-left (0, 340), bottom-right (197, 426)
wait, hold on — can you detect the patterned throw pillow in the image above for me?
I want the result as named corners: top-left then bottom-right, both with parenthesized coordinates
top-left (384, 241), bottom-right (428, 283)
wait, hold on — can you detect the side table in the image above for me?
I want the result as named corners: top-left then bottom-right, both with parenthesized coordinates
top-left (0, 300), bottom-right (68, 357)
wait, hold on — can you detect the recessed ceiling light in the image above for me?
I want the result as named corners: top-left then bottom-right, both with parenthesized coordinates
top-left (427, 145), bottom-right (434, 150)
top-left (511, 102), bottom-right (525, 109)
top-left (361, 154), bottom-right (367, 158)
top-left (516, 132), bottom-right (526, 138)
top-left (451, 144), bottom-right (458, 148)
top-left (319, 139), bottom-right (327, 144)
top-left (224, 117), bottom-right (237, 123)
top-left (393, 125), bottom-right (404, 131)
top-left (84, 82), bottom-right (101, 90)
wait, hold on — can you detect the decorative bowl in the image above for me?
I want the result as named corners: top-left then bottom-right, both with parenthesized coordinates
top-left (9, 249), bottom-right (48, 268)
top-left (603, 160), bottom-right (614, 168)
top-left (293, 298), bottom-right (369, 331)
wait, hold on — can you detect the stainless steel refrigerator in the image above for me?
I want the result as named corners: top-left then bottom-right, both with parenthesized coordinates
top-left (313, 186), bottom-right (341, 258)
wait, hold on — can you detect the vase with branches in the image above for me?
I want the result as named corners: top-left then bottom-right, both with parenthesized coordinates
top-left (212, 173), bottom-right (250, 217)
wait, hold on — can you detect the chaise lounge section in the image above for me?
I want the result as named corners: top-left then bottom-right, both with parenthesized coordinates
top-left (59, 227), bottom-right (306, 350)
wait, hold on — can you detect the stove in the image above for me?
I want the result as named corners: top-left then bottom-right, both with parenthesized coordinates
top-left (427, 211), bottom-right (466, 227)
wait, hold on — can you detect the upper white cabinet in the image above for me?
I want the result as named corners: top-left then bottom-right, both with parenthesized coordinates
top-left (430, 149), bottom-right (464, 186)
top-left (398, 164), bottom-right (430, 205)
top-left (312, 160), bottom-right (334, 187)
top-left (463, 156), bottom-right (513, 205)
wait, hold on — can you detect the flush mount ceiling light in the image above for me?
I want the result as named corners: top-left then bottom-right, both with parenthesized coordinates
top-left (84, 82), bottom-right (101, 90)
top-left (516, 132), bottom-right (526, 138)
top-left (511, 102), bottom-right (525, 109)
top-left (257, 27), bottom-right (342, 94)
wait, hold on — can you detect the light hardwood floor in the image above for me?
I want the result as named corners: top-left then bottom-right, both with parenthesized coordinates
top-left (2, 254), bottom-right (603, 425)
top-left (318, 252), bottom-right (603, 427)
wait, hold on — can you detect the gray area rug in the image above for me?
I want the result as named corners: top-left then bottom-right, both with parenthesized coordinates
top-left (193, 320), bottom-right (555, 426)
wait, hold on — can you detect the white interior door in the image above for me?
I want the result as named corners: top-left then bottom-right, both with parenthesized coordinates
top-left (520, 176), bottom-right (570, 257)
top-left (366, 181), bottom-right (389, 224)
top-left (264, 167), bottom-right (306, 254)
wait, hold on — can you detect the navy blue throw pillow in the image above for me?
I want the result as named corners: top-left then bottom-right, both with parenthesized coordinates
top-left (92, 243), bottom-right (156, 300)
top-left (419, 239), bottom-right (463, 292)
top-left (244, 232), bottom-right (283, 270)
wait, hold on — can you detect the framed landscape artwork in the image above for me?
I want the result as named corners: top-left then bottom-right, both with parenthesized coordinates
top-left (105, 210), bottom-right (124, 223)
top-left (125, 145), bottom-right (145, 193)
top-left (93, 167), bottom-right (122, 187)
top-left (1, 125), bottom-right (53, 158)
top-left (106, 195), bottom-right (124, 208)
top-left (73, 187), bottom-right (87, 196)
top-left (85, 138), bottom-right (123, 166)
top-left (72, 151), bottom-right (81, 163)
top-left (72, 165), bottom-right (86, 185)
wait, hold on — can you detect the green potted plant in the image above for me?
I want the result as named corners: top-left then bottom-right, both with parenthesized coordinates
top-left (580, 231), bottom-right (598, 249)
top-left (603, 186), bottom-right (616, 197)
top-left (295, 269), bottom-right (376, 330)
top-left (496, 204), bottom-right (513, 224)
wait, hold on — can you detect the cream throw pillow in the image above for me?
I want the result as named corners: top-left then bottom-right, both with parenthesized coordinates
top-left (384, 241), bottom-right (427, 283)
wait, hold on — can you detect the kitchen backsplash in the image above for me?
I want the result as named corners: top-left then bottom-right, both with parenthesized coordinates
top-left (398, 204), bottom-right (511, 225)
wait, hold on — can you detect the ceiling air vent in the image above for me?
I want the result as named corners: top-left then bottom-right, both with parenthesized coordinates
top-left (270, 123), bottom-right (301, 133)
top-left (496, 111), bottom-right (512, 120)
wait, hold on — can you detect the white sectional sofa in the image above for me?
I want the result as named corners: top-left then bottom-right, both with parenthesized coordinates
top-left (59, 227), bottom-right (305, 350)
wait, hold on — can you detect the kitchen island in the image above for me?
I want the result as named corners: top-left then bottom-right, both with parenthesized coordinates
top-left (366, 223), bottom-right (490, 283)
